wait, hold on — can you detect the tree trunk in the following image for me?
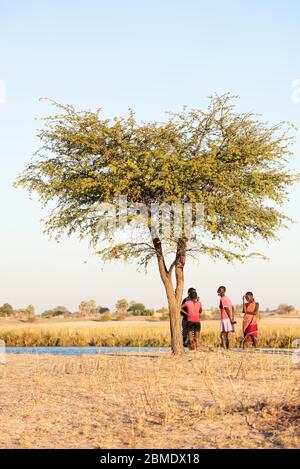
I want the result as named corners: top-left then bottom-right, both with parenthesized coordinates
top-left (164, 278), bottom-right (184, 355)
top-left (153, 237), bottom-right (186, 356)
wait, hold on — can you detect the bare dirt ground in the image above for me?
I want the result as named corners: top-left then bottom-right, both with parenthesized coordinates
top-left (0, 350), bottom-right (299, 449)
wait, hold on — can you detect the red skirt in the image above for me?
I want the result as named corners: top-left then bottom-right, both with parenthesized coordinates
top-left (244, 323), bottom-right (258, 341)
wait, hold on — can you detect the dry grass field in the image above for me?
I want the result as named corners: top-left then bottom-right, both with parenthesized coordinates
top-left (0, 316), bottom-right (299, 348)
top-left (0, 316), bottom-right (299, 448)
top-left (0, 349), bottom-right (299, 449)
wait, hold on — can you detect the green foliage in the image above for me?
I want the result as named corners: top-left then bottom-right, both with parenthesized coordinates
top-left (128, 302), bottom-right (146, 315)
top-left (0, 303), bottom-right (14, 317)
top-left (143, 309), bottom-right (155, 316)
top-left (26, 304), bottom-right (36, 319)
top-left (115, 299), bottom-right (129, 312)
top-left (78, 300), bottom-right (97, 316)
top-left (97, 312), bottom-right (112, 322)
top-left (27, 305), bottom-right (35, 315)
top-left (113, 311), bottom-right (129, 321)
top-left (15, 305), bottom-right (36, 322)
top-left (15, 94), bottom-right (297, 266)
top-left (209, 308), bottom-right (221, 320)
top-left (41, 310), bottom-right (53, 317)
top-left (157, 307), bottom-right (169, 320)
top-left (41, 306), bottom-right (71, 318)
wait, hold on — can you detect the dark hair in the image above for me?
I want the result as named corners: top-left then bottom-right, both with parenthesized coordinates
top-left (245, 291), bottom-right (253, 297)
top-left (188, 287), bottom-right (196, 294)
top-left (190, 290), bottom-right (198, 300)
top-left (218, 286), bottom-right (226, 292)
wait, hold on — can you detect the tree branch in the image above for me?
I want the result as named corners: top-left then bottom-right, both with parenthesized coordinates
top-left (153, 237), bottom-right (168, 284)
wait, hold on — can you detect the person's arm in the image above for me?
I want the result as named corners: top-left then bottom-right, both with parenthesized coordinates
top-left (248, 302), bottom-right (259, 315)
top-left (232, 305), bottom-right (237, 323)
top-left (246, 302), bottom-right (259, 315)
top-left (224, 307), bottom-right (233, 322)
top-left (242, 296), bottom-right (247, 314)
top-left (225, 303), bottom-right (235, 323)
top-left (180, 306), bottom-right (188, 318)
top-left (220, 298), bottom-right (232, 321)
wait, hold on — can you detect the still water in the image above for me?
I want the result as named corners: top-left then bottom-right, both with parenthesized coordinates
top-left (5, 346), bottom-right (169, 356)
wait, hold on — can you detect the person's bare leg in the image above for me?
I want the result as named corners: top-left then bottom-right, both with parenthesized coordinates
top-left (221, 332), bottom-right (228, 349)
top-left (194, 331), bottom-right (200, 350)
top-left (220, 332), bottom-right (225, 348)
top-left (252, 335), bottom-right (257, 348)
top-left (188, 330), bottom-right (195, 350)
top-left (225, 332), bottom-right (230, 350)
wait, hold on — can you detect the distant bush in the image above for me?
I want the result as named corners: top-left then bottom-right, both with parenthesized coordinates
top-left (115, 299), bottom-right (129, 313)
top-left (98, 307), bottom-right (110, 314)
top-left (27, 304), bottom-right (36, 320)
top-left (41, 310), bottom-right (53, 318)
top-left (143, 309), bottom-right (155, 317)
top-left (42, 306), bottom-right (71, 318)
top-left (0, 303), bottom-right (14, 317)
top-left (128, 302), bottom-right (146, 315)
top-left (114, 311), bottom-right (128, 321)
top-left (157, 307), bottom-right (169, 321)
top-left (97, 312), bottom-right (112, 322)
top-left (275, 304), bottom-right (296, 315)
top-left (210, 308), bottom-right (220, 320)
top-left (201, 311), bottom-right (212, 320)
top-left (234, 304), bottom-right (243, 317)
top-left (78, 300), bottom-right (98, 317)
top-left (27, 316), bottom-right (37, 323)
top-left (15, 304), bottom-right (36, 321)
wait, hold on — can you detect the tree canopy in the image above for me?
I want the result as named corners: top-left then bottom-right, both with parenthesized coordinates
top-left (17, 94), bottom-right (296, 262)
top-left (0, 303), bottom-right (14, 317)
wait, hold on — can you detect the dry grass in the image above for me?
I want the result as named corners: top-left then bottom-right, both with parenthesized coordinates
top-left (1, 317), bottom-right (300, 348)
top-left (0, 350), bottom-right (299, 448)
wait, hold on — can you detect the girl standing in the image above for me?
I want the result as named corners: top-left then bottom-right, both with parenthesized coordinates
top-left (242, 292), bottom-right (259, 348)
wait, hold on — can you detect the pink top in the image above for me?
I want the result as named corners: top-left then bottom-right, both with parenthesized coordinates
top-left (244, 300), bottom-right (257, 326)
top-left (184, 300), bottom-right (202, 323)
top-left (219, 296), bottom-right (234, 320)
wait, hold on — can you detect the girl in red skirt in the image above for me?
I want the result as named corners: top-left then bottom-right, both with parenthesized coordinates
top-left (242, 292), bottom-right (259, 348)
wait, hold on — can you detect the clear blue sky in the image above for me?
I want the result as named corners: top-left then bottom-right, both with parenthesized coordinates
top-left (0, 0), bottom-right (299, 313)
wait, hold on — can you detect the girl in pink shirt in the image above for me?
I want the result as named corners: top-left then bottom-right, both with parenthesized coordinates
top-left (181, 290), bottom-right (202, 350)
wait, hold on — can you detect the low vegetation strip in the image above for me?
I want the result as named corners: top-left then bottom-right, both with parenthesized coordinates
top-left (1, 323), bottom-right (299, 348)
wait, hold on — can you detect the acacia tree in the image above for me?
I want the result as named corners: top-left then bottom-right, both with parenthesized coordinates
top-left (115, 299), bottom-right (129, 313)
top-left (79, 299), bottom-right (98, 316)
top-left (16, 94), bottom-right (297, 354)
top-left (0, 303), bottom-right (14, 317)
